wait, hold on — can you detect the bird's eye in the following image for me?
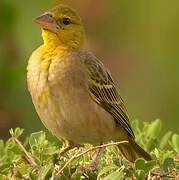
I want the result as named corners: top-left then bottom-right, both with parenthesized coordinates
top-left (62, 18), bottom-right (71, 25)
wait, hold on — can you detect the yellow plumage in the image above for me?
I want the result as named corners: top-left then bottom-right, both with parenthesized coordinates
top-left (27, 4), bottom-right (152, 163)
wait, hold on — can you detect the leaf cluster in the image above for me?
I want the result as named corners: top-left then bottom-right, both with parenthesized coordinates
top-left (0, 120), bottom-right (178, 179)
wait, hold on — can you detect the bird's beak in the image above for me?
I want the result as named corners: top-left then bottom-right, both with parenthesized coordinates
top-left (34, 13), bottom-right (58, 33)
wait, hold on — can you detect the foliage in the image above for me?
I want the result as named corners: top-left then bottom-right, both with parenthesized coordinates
top-left (0, 120), bottom-right (178, 179)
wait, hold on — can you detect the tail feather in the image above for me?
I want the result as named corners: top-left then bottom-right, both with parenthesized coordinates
top-left (118, 138), bottom-right (152, 163)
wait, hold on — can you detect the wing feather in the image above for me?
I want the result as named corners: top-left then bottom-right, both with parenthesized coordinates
top-left (85, 55), bottom-right (135, 138)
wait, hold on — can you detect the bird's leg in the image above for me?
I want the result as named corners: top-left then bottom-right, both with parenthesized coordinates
top-left (60, 141), bottom-right (83, 157)
top-left (60, 140), bottom-right (74, 156)
top-left (86, 147), bottom-right (105, 171)
top-left (94, 147), bottom-right (105, 165)
top-left (72, 147), bottom-right (105, 176)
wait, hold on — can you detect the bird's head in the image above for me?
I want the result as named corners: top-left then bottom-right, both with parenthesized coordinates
top-left (34, 5), bottom-right (86, 49)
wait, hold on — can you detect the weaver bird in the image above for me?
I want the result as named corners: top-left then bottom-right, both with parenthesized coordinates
top-left (27, 4), bottom-right (152, 163)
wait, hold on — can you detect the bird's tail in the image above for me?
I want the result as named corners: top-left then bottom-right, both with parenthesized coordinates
top-left (118, 138), bottom-right (152, 163)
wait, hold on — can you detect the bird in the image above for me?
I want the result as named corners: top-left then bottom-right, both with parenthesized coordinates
top-left (27, 4), bottom-right (152, 163)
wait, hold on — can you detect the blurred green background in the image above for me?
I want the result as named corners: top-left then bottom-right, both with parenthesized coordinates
top-left (0, 0), bottom-right (179, 140)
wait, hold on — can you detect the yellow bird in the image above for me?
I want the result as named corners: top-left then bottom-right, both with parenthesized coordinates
top-left (27, 4), bottom-right (152, 163)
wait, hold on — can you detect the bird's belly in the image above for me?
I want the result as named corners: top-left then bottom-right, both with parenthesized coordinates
top-left (37, 87), bottom-right (115, 145)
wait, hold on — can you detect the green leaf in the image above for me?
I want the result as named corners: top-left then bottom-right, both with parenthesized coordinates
top-left (15, 170), bottom-right (23, 179)
top-left (97, 165), bottom-right (118, 179)
top-left (29, 131), bottom-right (46, 148)
top-left (14, 128), bottom-right (24, 138)
top-left (146, 138), bottom-right (157, 152)
top-left (131, 120), bottom-right (139, 129)
top-left (29, 170), bottom-right (38, 180)
top-left (159, 131), bottom-right (172, 149)
top-left (6, 138), bottom-right (15, 149)
top-left (0, 140), bottom-right (4, 157)
top-left (83, 153), bottom-right (89, 162)
top-left (135, 169), bottom-right (145, 180)
top-left (17, 164), bottom-right (30, 176)
top-left (163, 151), bottom-right (175, 163)
top-left (37, 164), bottom-right (52, 180)
top-left (63, 166), bottom-right (70, 177)
top-left (163, 158), bottom-right (175, 173)
top-left (103, 171), bottom-right (124, 180)
top-left (143, 123), bottom-right (150, 134)
top-left (134, 158), bottom-right (145, 171)
top-left (131, 120), bottom-right (140, 134)
top-left (147, 119), bottom-right (161, 138)
top-left (43, 146), bottom-right (57, 155)
top-left (172, 134), bottom-right (179, 152)
top-left (72, 172), bottom-right (83, 180)
top-left (135, 159), bottom-right (156, 173)
top-left (9, 144), bottom-right (23, 155)
top-left (23, 137), bottom-right (29, 147)
top-left (0, 163), bottom-right (11, 174)
top-left (9, 128), bottom-right (14, 136)
top-left (28, 166), bottom-right (38, 180)
top-left (144, 160), bottom-right (156, 173)
top-left (154, 148), bottom-right (160, 159)
top-left (123, 168), bottom-right (133, 177)
top-left (5, 137), bottom-right (23, 155)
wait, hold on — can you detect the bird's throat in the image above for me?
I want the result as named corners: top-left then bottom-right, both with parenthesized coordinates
top-left (42, 30), bottom-right (67, 50)
top-left (40, 30), bottom-right (69, 73)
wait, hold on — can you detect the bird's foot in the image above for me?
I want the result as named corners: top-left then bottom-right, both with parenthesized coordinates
top-left (60, 145), bottom-right (73, 156)
top-left (59, 140), bottom-right (75, 157)
top-left (85, 161), bottom-right (99, 171)
top-left (84, 147), bottom-right (105, 172)
top-left (72, 163), bottom-right (98, 178)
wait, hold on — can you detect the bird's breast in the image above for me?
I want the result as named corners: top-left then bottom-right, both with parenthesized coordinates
top-left (27, 50), bottom-right (115, 145)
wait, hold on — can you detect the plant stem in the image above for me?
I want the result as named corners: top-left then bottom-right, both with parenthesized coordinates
top-left (13, 136), bottom-right (36, 166)
top-left (55, 140), bottom-right (128, 178)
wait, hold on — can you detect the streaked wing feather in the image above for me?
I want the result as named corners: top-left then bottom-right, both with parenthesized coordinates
top-left (85, 56), bottom-right (135, 138)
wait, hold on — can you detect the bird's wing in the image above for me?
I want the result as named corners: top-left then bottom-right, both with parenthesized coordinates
top-left (84, 54), bottom-right (135, 138)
